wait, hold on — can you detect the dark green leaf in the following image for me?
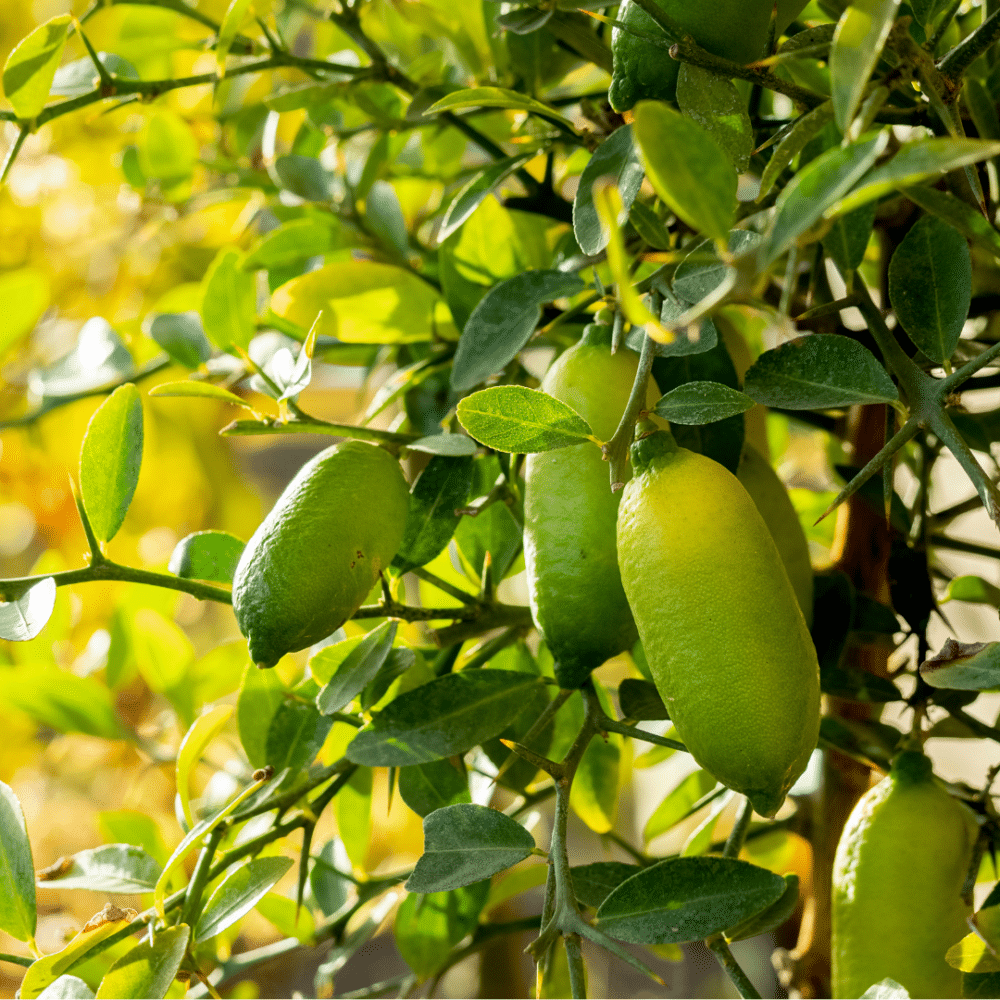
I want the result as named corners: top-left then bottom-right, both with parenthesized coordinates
top-left (457, 386), bottom-right (595, 452)
top-left (264, 701), bottom-right (333, 775)
top-left (79, 383), bottom-right (144, 542)
top-left (676, 65), bottom-right (753, 172)
top-left (618, 679), bottom-right (668, 721)
top-left (628, 201), bottom-right (672, 250)
top-left (316, 621), bottom-right (398, 715)
top-left (394, 455), bottom-right (474, 572)
top-left (406, 804), bottom-right (535, 893)
top-left (425, 88), bottom-right (575, 129)
top-left (571, 862), bottom-right (642, 909)
top-left (672, 415), bottom-right (745, 475)
top-left (646, 297), bottom-right (718, 358)
top-left (37, 845), bottom-right (160, 893)
top-left (195, 856), bottom-right (294, 942)
top-left (309, 840), bottom-right (350, 918)
top-left (654, 381), bottom-right (753, 425)
top-left (822, 202), bottom-right (877, 275)
top-left (744, 335), bottom-right (898, 408)
top-left (440, 155), bottom-right (533, 241)
top-left (453, 500), bottom-right (521, 586)
top-left (168, 530), bottom-right (244, 583)
top-left (596, 857), bottom-right (785, 944)
top-left (821, 665), bottom-right (901, 702)
top-left (94, 923), bottom-right (189, 999)
top-left (852, 593), bottom-right (901, 635)
top-left (398, 759), bottom-right (471, 818)
top-left (573, 125), bottom-right (644, 256)
top-left (819, 716), bottom-right (898, 771)
top-left (672, 231), bottom-right (761, 304)
top-left (450, 270), bottom-right (585, 391)
top-left (903, 185), bottom-right (1000, 258)
top-left (274, 155), bottom-right (332, 201)
top-left (346, 669), bottom-right (542, 766)
top-left (920, 639), bottom-right (1000, 691)
top-left (0, 576), bottom-right (56, 642)
top-left (0, 780), bottom-right (36, 944)
top-left (148, 313), bottom-right (212, 369)
top-left (366, 180), bottom-right (410, 258)
top-left (725, 873), bottom-right (799, 942)
top-left (758, 102), bottom-right (836, 201)
top-left (889, 215), bottom-right (971, 364)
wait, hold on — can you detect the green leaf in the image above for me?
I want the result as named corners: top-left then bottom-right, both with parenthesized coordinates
top-left (148, 380), bottom-right (254, 408)
top-left (265, 701), bottom-right (333, 776)
top-left (654, 381), bottom-right (754, 425)
top-left (830, 0), bottom-right (901, 132)
top-left (95, 923), bottom-right (189, 999)
top-left (393, 455), bottom-right (474, 573)
top-left (137, 110), bottom-right (197, 188)
top-left (406, 434), bottom-right (478, 456)
top-left (395, 882), bottom-right (489, 980)
top-left (573, 125), bottom-right (644, 256)
top-left (337, 766), bottom-right (372, 871)
top-left (440, 154), bottom-right (534, 242)
top-left (97, 811), bottom-right (168, 869)
top-left (195, 856), bottom-right (294, 943)
top-left (168, 530), bottom-right (245, 583)
top-left (571, 863), bottom-right (642, 909)
top-left (36, 845), bottom-right (161, 894)
top-left (365, 180), bottom-right (410, 258)
top-left (346, 669), bottom-right (542, 766)
top-left (570, 680), bottom-right (620, 834)
top-left (425, 87), bottom-right (575, 130)
top-left (406, 804), bottom-right (536, 893)
top-left (633, 100), bottom-right (736, 244)
top-left (760, 131), bottom-right (888, 267)
top-left (629, 201), bottom-right (672, 250)
top-left (270, 261), bottom-right (444, 344)
top-left (176, 705), bottom-right (234, 828)
top-left (2, 15), bottom-right (72, 119)
top-left (888, 215), bottom-right (971, 364)
top-left (34, 318), bottom-right (134, 400)
top-left (0, 780), bottom-right (36, 944)
top-left (758, 102), bottom-right (836, 201)
top-left (450, 270), bottom-right (585, 391)
top-left (200, 248), bottom-right (256, 352)
top-left (672, 231), bottom-right (762, 305)
top-left (274, 154), bottom-right (332, 202)
top-left (596, 857), bottom-right (786, 944)
top-left (237, 662), bottom-right (285, 770)
top-left (457, 386), bottom-right (595, 452)
top-left (51, 52), bottom-right (137, 97)
top-left (725, 873), bottom-right (800, 941)
top-left (37, 976), bottom-right (95, 999)
top-left (398, 759), bottom-right (471, 818)
top-left (617, 679), bottom-right (669, 721)
top-left (965, 77), bottom-right (1000, 143)
top-left (644, 770), bottom-right (718, 843)
top-left (676, 65), bottom-right (753, 172)
top-left (242, 218), bottom-right (339, 271)
top-left (744, 334), bottom-right (898, 408)
top-left (316, 621), bottom-right (398, 715)
top-left (832, 138), bottom-right (1000, 217)
top-left (0, 267), bottom-right (49, 357)
top-left (309, 840), bottom-right (350, 918)
top-left (0, 576), bottom-right (56, 642)
top-left (79, 383), bottom-right (144, 543)
top-left (944, 575), bottom-right (1000, 607)
top-left (148, 313), bottom-right (212, 369)
top-left (216, 0), bottom-right (253, 69)
top-left (453, 499), bottom-right (522, 587)
top-left (902, 185), bottom-right (1000, 258)
top-left (920, 639), bottom-right (1000, 691)
top-left (680, 788), bottom-right (734, 857)
top-left (822, 202), bottom-right (877, 275)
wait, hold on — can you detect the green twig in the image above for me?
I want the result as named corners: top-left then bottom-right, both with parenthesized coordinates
top-left (723, 797), bottom-right (754, 858)
top-left (604, 332), bottom-right (655, 492)
top-left (705, 935), bottom-right (762, 999)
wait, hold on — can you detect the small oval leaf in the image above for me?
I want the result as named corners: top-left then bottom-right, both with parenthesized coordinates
top-left (195, 856), bottom-right (294, 943)
top-left (168, 530), bottom-right (245, 583)
top-left (0, 780), bottom-right (36, 944)
top-left (95, 923), bottom-right (189, 1000)
top-left (654, 381), bottom-right (754, 425)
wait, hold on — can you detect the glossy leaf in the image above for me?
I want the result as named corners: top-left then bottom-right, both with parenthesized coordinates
top-left (457, 386), bottom-right (595, 452)
top-left (425, 87), bottom-right (575, 130)
top-left (36, 844), bottom-right (160, 893)
top-left (676, 65), bottom-right (753, 172)
top-left (237, 662), bottom-right (285, 770)
top-left (316, 621), bottom-right (398, 715)
top-left (148, 313), bottom-right (212, 369)
top-left (242, 218), bottom-right (338, 270)
top-left (37, 976), bottom-right (95, 999)
top-left (633, 100), bottom-right (736, 244)
top-left (822, 202), bottom-right (877, 275)
top-left (573, 125), bottom-right (644, 256)
top-left (398, 759), bottom-right (471, 818)
top-left (195, 856), bottom-right (294, 943)
top-left (0, 576), bottom-right (56, 642)
top-left (654, 382), bottom-right (754, 425)
top-left (944, 576), bottom-right (1000, 607)
top-left (440, 155), bottom-right (532, 241)
top-left (744, 335), bottom-right (898, 408)
top-left (644, 769), bottom-right (718, 843)
top-left (200, 248), bottom-right (256, 352)
top-left (920, 640), bottom-right (1000, 691)
top-left (571, 863), bottom-right (642, 909)
top-left (405, 434), bottom-right (478, 456)
top-left (888, 215), bottom-right (971, 364)
top-left (79, 384), bottom-right (144, 543)
top-left (618, 679), bottom-right (669, 721)
top-left (168, 530), bottom-right (245, 583)
top-left (406, 804), bottom-right (535, 893)
top-left (95, 923), bottom-right (189, 999)
top-left (176, 706), bottom-right (234, 828)
top-left (596, 857), bottom-right (786, 944)
top-left (148, 380), bottom-right (252, 408)
top-left (830, 0), bottom-right (901, 132)
top-left (2, 15), bottom-right (72, 119)
top-left (394, 455), bottom-right (474, 572)
top-left (346, 669), bottom-right (542, 766)
top-left (453, 499), bottom-right (522, 587)
top-left (758, 102), bottom-right (836, 201)
top-left (725, 873), bottom-right (800, 941)
top-left (0, 780), bottom-right (36, 944)
top-left (395, 882), bottom-right (489, 980)
top-left (903, 185), bottom-right (1000, 258)
top-left (672, 231), bottom-right (761, 303)
top-left (450, 270), bottom-right (584, 390)
top-left (265, 701), bottom-right (333, 775)
top-left (570, 721), bottom-right (620, 834)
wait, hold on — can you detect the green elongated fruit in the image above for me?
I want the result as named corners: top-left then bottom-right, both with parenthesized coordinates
top-left (616, 431), bottom-right (820, 817)
top-left (609, 0), bottom-right (810, 112)
top-left (832, 750), bottom-right (977, 999)
top-left (737, 442), bottom-right (814, 627)
top-left (524, 324), bottom-right (657, 689)
top-left (233, 440), bottom-right (410, 668)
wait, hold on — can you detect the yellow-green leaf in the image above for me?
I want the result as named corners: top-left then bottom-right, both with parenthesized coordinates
top-left (176, 705), bottom-right (234, 828)
top-left (2, 16), bottom-right (72, 119)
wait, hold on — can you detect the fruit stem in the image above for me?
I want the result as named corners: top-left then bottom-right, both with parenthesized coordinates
top-left (705, 935), bottom-right (762, 999)
top-left (604, 331), bottom-right (656, 492)
top-left (723, 797), bottom-right (754, 859)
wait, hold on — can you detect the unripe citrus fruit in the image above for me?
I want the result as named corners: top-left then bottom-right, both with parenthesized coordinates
top-left (832, 750), bottom-right (977, 999)
top-left (524, 324), bottom-right (657, 688)
top-left (233, 440), bottom-right (409, 668)
top-left (609, 0), bottom-right (809, 112)
top-left (737, 442), bottom-right (814, 626)
top-left (616, 430), bottom-right (820, 816)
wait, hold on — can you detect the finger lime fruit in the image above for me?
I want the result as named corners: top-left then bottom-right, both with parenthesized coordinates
top-left (737, 442), bottom-right (814, 626)
top-left (616, 430), bottom-right (820, 816)
top-left (524, 323), bottom-right (658, 689)
top-left (233, 440), bottom-right (409, 668)
top-left (832, 750), bottom-right (977, 999)
top-left (609, 0), bottom-right (809, 112)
